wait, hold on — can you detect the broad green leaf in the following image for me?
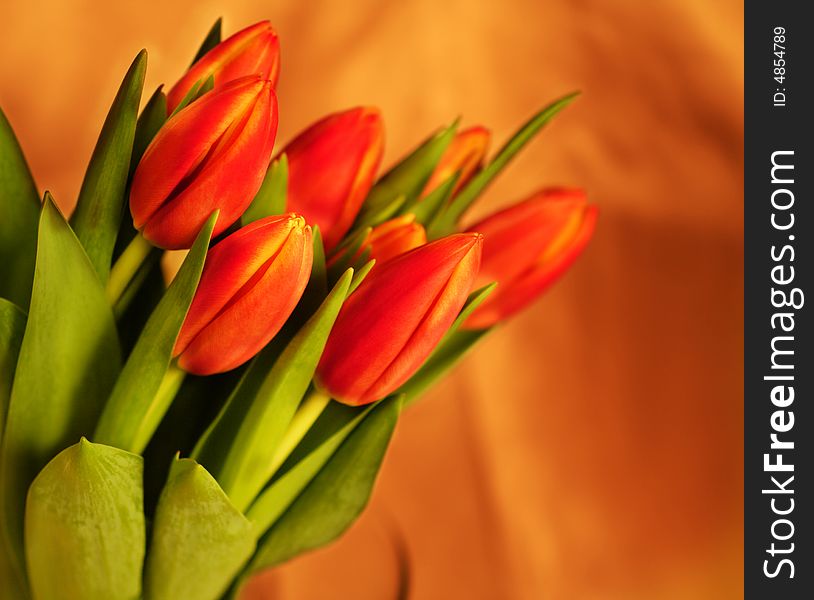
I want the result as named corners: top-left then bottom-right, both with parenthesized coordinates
top-left (145, 457), bottom-right (255, 600)
top-left (397, 283), bottom-right (496, 405)
top-left (353, 193), bottom-right (406, 231)
top-left (0, 299), bottom-right (24, 441)
top-left (94, 213), bottom-right (216, 453)
top-left (131, 85), bottom-right (168, 174)
top-left (0, 299), bottom-right (25, 599)
top-left (402, 171), bottom-right (459, 225)
top-left (71, 50), bottom-right (147, 282)
top-left (355, 121), bottom-right (458, 228)
top-left (193, 270), bottom-right (353, 512)
top-left (428, 92), bottom-right (579, 237)
top-left (191, 18), bottom-right (222, 65)
top-left (245, 395), bottom-right (401, 572)
top-left (246, 402), bottom-right (371, 535)
top-left (25, 439), bottom-right (144, 600)
top-left (0, 195), bottom-right (121, 579)
top-left (0, 106), bottom-right (40, 308)
top-left (241, 154), bottom-right (287, 225)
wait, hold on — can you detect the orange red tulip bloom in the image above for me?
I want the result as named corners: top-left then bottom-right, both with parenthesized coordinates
top-left (174, 214), bottom-right (312, 375)
top-left (167, 21), bottom-right (280, 113)
top-left (283, 107), bottom-right (384, 251)
top-left (316, 233), bottom-right (482, 405)
top-left (330, 214), bottom-right (426, 268)
top-left (421, 126), bottom-right (490, 198)
top-left (130, 76), bottom-right (278, 250)
top-left (464, 188), bottom-right (597, 329)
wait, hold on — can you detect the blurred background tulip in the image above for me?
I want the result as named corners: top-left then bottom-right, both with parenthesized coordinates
top-left (167, 20), bottom-right (280, 113)
top-left (421, 125), bottom-right (490, 199)
top-left (317, 233), bottom-right (481, 405)
top-left (465, 188), bottom-right (598, 329)
top-left (130, 76), bottom-right (277, 250)
top-left (174, 214), bottom-right (312, 375)
top-left (283, 107), bottom-right (384, 251)
top-left (330, 214), bottom-right (426, 268)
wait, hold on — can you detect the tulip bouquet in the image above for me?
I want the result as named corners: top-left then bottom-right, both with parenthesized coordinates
top-left (0, 18), bottom-right (596, 600)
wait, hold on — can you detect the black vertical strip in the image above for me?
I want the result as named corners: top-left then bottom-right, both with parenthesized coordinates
top-left (745, 2), bottom-right (812, 597)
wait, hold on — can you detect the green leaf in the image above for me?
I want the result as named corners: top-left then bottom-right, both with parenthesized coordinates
top-left (0, 195), bottom-right (121, 579)
top-left (428, 92), bottom-right (579, 238)
top-left (246, 402), bottom-right (371, 535)
top-left (94, 213), bottom-right (216, 453)
top-left (245, 395), bottom-right (401, 572)
top-left (355, 120), bottom-right (458, 228)
top-left (191, 18), bottom-right (222, 65)
top-left (347, 259), bottom-right (374, 296)
top-left (25, 438), bottom-right (144, 600)
top-left (402, 171), bottom-right (459, 225)
top-left (397, 283), bottom-right (496, 405)
top-left (131, 85), bottom-right (168, 174)
top-left (298, 226), bottom-right (327, 315)
top-left (193, 270), bottom-right (353, 512)
top-left (0, 299), bottom-right (24, 442)
top-left (169, 75), bottom-right (214, 118)
top-left (71, 50), bottom-right (147, 282)
top-left (0, 106), bottom-right (41, 309)
top-left (0, 299), bottom-right (25, 599)
top-left (241, 154), bottom-right (287, 225)
top-left (145, 457), bottom-right (255, 600)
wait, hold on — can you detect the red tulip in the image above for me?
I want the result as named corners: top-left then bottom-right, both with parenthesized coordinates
top-left (283, 107), bottom-right (384, 251)
top-left (464, 188), bottom-right (597, 329)
top-left (174, 214), bottom-right (312, 375)
top-left (421, 126), bottom-right (490, 198)
top-left (167, 21), bottom-right (280, 113)
top-left (330, 214), bottom-right (427, 268)
top-left (316, 233), bottom-right (482, 405)
top-left (131, 76), bottom-right (278, 250)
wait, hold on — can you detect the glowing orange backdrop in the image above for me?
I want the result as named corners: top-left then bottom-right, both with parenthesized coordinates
top-left (0, 0), bottom-right (743, 597)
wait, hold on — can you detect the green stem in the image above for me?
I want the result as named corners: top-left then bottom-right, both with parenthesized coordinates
top-left (266, 388), bottom-right (331, 477)
top-left (130, 362), bottom-right (187, 454)
top-left (106, 234), bottom-right (154, 306)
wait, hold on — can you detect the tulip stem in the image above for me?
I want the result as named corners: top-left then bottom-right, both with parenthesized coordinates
top-left (107, 234), bottom-right (155, 306)
top-left (267, 388), bottom-right (331, 476)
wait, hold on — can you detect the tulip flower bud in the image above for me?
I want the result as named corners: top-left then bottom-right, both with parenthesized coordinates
top-left (174, 214), bottom-right (312, 375)
top-left (464, 188), bottom-right (597, 329)
top-left (331, 214), bottom-right (427, 268)
top-left (167, 21), bottom-right (281, 114)
top-left (316, 233), bottom-right (482, 405)
top-left (131, 76), bottom-right (278, 250)
top-left (421, 126), bottom-right (490, 198)
top-left (283, 107), bottom-right (384, 251)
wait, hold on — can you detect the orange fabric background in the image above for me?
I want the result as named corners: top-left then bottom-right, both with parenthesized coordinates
top-left (0, 0), bottom-right (743, 598)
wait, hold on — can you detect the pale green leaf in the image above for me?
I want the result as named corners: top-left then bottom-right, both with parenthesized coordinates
top-left (241, 154), bottom-right (287, 225)
top-left (25, 438), bottom-right (144, 600)
top-left (428, 93), bottom-right (579, 237)
top-left (0, 299), bottom-right (25, 441)
top-left (145, 457), bottom-right (255, 600)
top-left (94, 213), bottom-right (216, 453)
top-left (0, 195), bottom-right (121, 579)
top-left (71, 50), bottom-right (147, 282)
top-left (245, 395), bottom-right (401, 572)
top-left (355, 120), bottom-right (458, 228)
top-left (193, 270), bottom-right (353, 512)
top-left (0, 106), bottom-right (40, 308)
